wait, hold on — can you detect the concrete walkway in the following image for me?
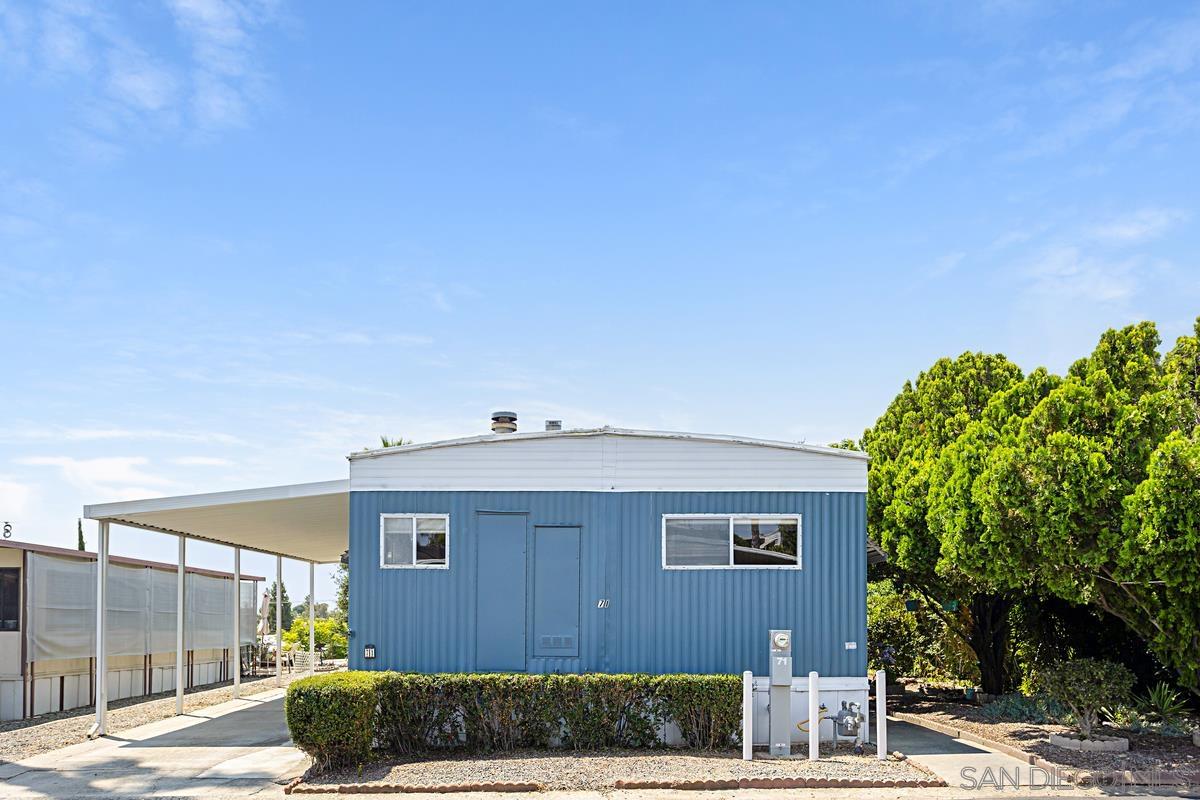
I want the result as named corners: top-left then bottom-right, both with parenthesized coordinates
top-left (889, 718), bottom-right (1050, 790)
top-left (0, 687), bottom-right (307, 799)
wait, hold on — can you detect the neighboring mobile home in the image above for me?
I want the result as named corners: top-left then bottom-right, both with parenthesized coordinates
top-left (0, 539), bottom-right (261, 722)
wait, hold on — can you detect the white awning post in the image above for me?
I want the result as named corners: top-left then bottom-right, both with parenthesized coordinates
top-left (741, 671), bottom-right (753, 761)
top-left (92, 520), bottom-right (109, 737)
top-left (232, 547), bottom-right (241, 698)
top-left (176, 535), bottom-right (186, 715)
top-left (275, 555), bottom-right (282, 687)
top-left (808, 671), bottom-right (820, 761)
top-left (876, 670), bottom-right (887, 760)
top-left (308, 562), bottom-right (315, 673)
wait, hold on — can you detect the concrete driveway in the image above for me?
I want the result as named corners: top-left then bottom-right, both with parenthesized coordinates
top-left (0, 688), bottom-right (308, 799)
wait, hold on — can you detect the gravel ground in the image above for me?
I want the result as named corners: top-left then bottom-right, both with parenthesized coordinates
top-left (900, 699), bottom-right (1200, 775)
top-left (0, 667), bottom-right (337, 764)
top-left (308, 744), bottom-right (933, 790)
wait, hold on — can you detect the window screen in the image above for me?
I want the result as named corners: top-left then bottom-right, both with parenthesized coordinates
top-left (381, 515), bottom-right (449, 567)
top-left (663, 519), bottom-right (730, 566)
top-left (382, 517), bottom-right (414, 566)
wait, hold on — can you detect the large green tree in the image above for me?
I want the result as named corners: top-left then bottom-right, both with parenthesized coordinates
top-left (968, 321), bottom-right (1200, 697)
top-left (863, 351), bottom-right (1025, 693)
top-left (924, 366), bottom-right (1061, 691)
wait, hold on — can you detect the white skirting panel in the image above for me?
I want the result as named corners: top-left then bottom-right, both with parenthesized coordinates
top-left (0, 679), bottom-right (21, 722)
top-left (1, 658), bottom-right (231, 721)
top-left (750, 676), bottom-right (870, 745)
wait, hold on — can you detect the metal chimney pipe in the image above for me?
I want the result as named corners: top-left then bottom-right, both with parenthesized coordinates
top-left (491, 411), bottom-right (517, 434)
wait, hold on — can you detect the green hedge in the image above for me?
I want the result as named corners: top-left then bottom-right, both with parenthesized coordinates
top-left (284, 671), bottom-right (379, 771)
top-left (287, 671), bottom-right (742, 771)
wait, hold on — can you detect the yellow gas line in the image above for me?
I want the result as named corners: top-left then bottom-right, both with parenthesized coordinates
top-left (795, 705), bottom-right (829, 733)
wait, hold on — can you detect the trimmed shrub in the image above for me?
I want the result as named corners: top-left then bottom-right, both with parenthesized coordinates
top-left (286, 671), bottom-right (745, 771)
top-left (1038, 658), bottom-right (1135, 739)
top-left (374, 672), bottom-right (462, 754)
top-left (285, 671), bottom-right (380, 771)
top-left (549, 673), bottom-right (661, 749)
top-left (453, 673), bottom-right (559, 752)
top-left (653, 674), bottom-right (743, 749)
top-left (982, 693), bottom-right (1067, 724)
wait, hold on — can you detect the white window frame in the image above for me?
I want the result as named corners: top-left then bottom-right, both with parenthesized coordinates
top-left (379, 513), bottom-right (451, 569)
top-left (661, 513), bottom-right (802, 570)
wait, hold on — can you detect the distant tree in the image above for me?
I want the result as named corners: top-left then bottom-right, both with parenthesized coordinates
top-left (293, 596), bottom-right (331, 620)
top-left (379, 435), bottom-right (410, 448)
top-left (77, 519), bottom-right (85, 551)
top-left (267, 581), bottom-right (293, 633)
top-left (333, 559), bottom-right (349, 623)
top-left (283, 617), bottom-right (348, 659)
top-left (828, 438), bottom-right (861, 450)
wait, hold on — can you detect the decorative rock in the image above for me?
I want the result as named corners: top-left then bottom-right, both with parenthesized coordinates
top-left (1048, 733), bottom-right (1129, 752)
top-left (892, 750), bottom-right (907, 760)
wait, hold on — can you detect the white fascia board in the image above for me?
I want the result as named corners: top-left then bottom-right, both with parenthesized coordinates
top-left (83, 479), bottom-right (349, 519)
top-left (348, 427), bottom-right (869, 462)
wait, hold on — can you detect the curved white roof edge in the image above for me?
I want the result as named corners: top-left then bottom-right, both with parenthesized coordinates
top-left (349, 427), bottom-right (869, 462)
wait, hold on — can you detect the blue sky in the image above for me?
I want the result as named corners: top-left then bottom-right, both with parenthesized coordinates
top-left (2, 1), bottom-right (1199, 601)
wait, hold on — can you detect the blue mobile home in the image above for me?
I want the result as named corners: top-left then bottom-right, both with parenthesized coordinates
top-left (346, 421), bottom-right (871, 679)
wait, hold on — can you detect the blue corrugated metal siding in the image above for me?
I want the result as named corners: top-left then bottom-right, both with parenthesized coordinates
top-left (348, 491), bottom-right (866, 677)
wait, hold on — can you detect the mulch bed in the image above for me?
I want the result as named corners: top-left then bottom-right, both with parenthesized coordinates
top-left (897, 698), bottom-right (1200, 780)
top-left (291, 746), bottom-right (942, 793)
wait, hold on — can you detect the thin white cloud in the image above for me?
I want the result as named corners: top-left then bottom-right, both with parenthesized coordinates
top-left (1087, 208), bottom-right (1187, 245)
top-left (1011, 89), bottom-right (1136, 159)
top-left (1021, 246), bottom-right (1141, 303)
top-left (0, 477), bottom-right (36, 517)
top-left (18, 455), bottom-right (173, 500)
top-left (1, 0), bottom-right (279, 156)
top-left (170, 456), bottom-right (234, 466)
top-left (106, 47), bottom-right (178, 111)
top-left (165, 0), bottom-right (276, 130)
top-left (0, 424), bottom-right (245, 445)
top-left (926, 251), bottom-right (966, 278)
top-left (1105, 14), bottom-right (1200, 82)
top-left (1038, 41), bottom-right (1100, 68)
top-left (40, 7), bottom-right (93, 73)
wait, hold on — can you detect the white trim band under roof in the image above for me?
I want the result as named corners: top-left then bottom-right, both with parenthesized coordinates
top-left (349, 427), bottom-right (869, 462)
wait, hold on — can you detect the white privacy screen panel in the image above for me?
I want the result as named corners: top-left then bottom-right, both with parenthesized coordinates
top-left (26, 552), bottom-right (258, 662)
top-left (26, 552), bottom-right (96, 661)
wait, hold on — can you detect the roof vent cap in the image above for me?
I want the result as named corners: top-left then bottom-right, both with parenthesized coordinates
top-left (490, 411), bottom-right (517, 434)
top-left (545, 420), bottom-right (562, 432)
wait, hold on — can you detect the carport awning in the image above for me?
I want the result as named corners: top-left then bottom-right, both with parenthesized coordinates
top-left (83, 480), bottom-right (349, 563)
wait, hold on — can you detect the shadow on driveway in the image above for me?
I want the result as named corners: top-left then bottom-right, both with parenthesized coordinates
top-left (0, 693), bottom-right (307, 798)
